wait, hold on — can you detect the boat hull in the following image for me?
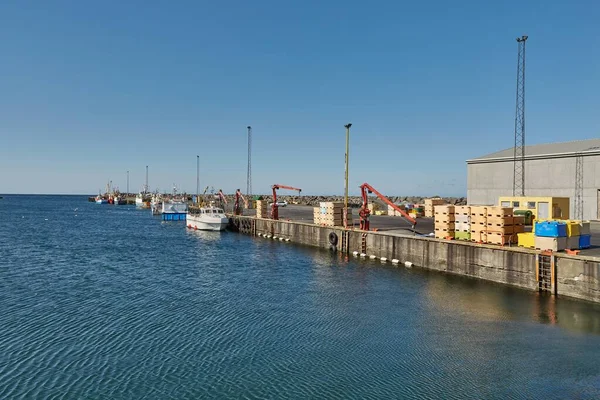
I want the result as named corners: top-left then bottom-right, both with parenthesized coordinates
top-left (136, 197), bottom-right (150, 208)
top-left (187, 214), bottom-right (228, 231)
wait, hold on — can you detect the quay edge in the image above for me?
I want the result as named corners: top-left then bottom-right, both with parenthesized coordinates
top-left (229, 215), bottom-right (600, 304)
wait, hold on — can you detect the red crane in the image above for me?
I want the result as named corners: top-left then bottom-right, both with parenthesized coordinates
top-left (359, 182), bottom-right (417, 231)
top-left (234, 189), bottom-right (248, 215)
top-left (217, 189), bottom-right (228, 207)
top-left (271, 184), bottom-right (302, 220)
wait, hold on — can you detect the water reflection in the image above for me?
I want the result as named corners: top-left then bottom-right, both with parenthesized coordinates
top-left (185, 228), bottom-right (223, 242)
top-left (424, 272), bottom-right (600, 335)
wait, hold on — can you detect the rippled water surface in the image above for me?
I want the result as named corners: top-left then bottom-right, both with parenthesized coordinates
top-left (2, 195), bottom-right (600, 399)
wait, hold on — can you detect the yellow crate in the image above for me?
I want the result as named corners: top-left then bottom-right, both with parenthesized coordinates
top-left (517, 232), bottom-right (535, 249)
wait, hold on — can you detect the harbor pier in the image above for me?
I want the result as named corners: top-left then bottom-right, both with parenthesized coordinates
top-left (229, 214), bottom-right (600, 304)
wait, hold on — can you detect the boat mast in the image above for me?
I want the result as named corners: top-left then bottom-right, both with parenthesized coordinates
top-left (196, 155), bottom-right (200, 205)
top-left (145, 165), bottom-right (149, 193)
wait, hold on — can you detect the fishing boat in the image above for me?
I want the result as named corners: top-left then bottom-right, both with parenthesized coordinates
top-left (187, 205), bottom-right (228, 231)
top-left (136, 166), bottom-right (152, 208)
top-left (160, 200), bottom-right (188, 221)
top-left (95, 195), bottom-right (108, 204)
top-left (114, 195), bottom-right (127, 205)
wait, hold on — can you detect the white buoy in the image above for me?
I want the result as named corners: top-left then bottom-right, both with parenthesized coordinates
top-left (380, 257), bottom-right (388, 262)
top-left (391, 259), bottom-right (400, 265)
top-left (360, 253), bottom-right (367, 257)
top-left (405, 261), bottom-right (413, 268)
top-left (279, 237), bottom-right (284, 241)
top-left (285, 238), bottom-right (290, 242)
top-left (352, 251), bottom-right (359, 257)
top-left (266, 235), bottom-right (272, 239)
top-left (369, 255), bottom-right (377, 260)
top-left (257, 233), bottom-right (262, 237)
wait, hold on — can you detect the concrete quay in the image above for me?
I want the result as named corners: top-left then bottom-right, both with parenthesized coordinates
top-left (229, 211), bottom-right (600, 304)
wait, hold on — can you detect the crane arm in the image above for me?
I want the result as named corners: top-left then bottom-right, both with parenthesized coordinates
top-left (272, 184), bottom-right (302, 193)
top-left (360, 183), bottom-right (417, 227)
top-left (218, 189), bottom-right (228, 205)
top-left (235, 189), bottom-right (248, 208)
top-left (271, 184), bottom-right (302, 220)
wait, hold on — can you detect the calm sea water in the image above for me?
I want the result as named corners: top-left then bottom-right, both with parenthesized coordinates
top-left (1, 195), bottom-right (600, 399)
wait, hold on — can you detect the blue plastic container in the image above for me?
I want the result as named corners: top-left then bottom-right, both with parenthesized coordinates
top-left (580, 234), bottom-right (591, 249)
top-left (535, 221), bottom-right (567, 237)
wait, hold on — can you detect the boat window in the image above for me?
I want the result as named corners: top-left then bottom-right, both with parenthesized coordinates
top-left (217, 209), bottom-right (223, 213)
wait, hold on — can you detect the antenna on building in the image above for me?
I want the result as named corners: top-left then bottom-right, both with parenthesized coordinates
top-left (513, 35), bottom-right (528, 196)
top-left (574, 153), bottom-right (584, 220)
top-left (246, 126), bottom-right (252, 198)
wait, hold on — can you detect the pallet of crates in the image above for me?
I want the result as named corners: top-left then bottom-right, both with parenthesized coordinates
top-left (255, 200), bottom-right (269, 218)
top-left (485, 207), bottom-right (517, 246)
top-left (434, 205), bottom-right (455, 239)
top-left (318, 202), bottom-right (349, 227)
top-left (454, 206), bottom-right (471, 241)
top-left (425, 198), bottom-right (446, 218)
top-left (579, 220), bottom-right (591, 249)
top-left (534, 220), bottom-right (567, 252)
top-left (387, 204), bottom-right (404, 217)
top-left (469, 206), bottom-right (488, 243)
top-left (313, 207), bottom-right (322, 225)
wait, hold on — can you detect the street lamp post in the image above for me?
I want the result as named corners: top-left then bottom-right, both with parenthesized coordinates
top-left (344, 123), bottom-right (352, 228)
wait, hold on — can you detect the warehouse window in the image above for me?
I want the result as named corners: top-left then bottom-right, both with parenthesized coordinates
top-left (512, 201), bottom-right (520, 207)
top-left (501, 201), bottom-right (510, 207)
top-left (527, 202), bottom-right (536, 209)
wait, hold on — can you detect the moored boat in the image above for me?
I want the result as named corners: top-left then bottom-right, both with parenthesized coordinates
top-left (187, 205), bottom-right (228, 231)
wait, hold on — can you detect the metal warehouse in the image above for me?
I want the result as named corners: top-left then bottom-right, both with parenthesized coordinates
top-left (467, 138), bottom-right (600, 221)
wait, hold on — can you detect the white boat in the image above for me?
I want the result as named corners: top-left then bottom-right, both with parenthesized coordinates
top-left (187, 206), bottom-right (228, 231)
top-left (95, 195), bottom-right (108, 204)
top-left (136, 191), bottom-right (151, 208)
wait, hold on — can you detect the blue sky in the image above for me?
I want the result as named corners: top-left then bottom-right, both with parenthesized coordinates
top-left (0, 0), bottom-right (598, 196)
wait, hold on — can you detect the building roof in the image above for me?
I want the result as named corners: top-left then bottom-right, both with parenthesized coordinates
top-left (467, 138), bottom-right (600, 163)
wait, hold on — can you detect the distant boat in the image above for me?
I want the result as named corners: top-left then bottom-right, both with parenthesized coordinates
top-left (95, 195), bottom-right (108, 204)
top-left (136, 190), bottom-right (151, 208)
top-left (113, 195), bottom-right (127, 205)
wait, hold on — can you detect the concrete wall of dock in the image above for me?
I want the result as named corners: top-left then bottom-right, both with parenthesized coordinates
top-left (230, 216), bottom-right (600, 303)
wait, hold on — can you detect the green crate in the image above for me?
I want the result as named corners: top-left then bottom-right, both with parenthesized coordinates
top-left (454, 231), bottom-right (471, 241)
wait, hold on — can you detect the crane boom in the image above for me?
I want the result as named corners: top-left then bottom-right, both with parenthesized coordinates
top-left (359, 183), bottom-right (416, 231)
top-left (271, 184), bottom-right (302, 220)
top-left (218, 189), bottom-right (228, 205)
top-left (234, 189), bottom-right (248, 215)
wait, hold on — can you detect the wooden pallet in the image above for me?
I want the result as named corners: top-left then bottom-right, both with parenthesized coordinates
top-left (486, 207), bottom-right (513, 218)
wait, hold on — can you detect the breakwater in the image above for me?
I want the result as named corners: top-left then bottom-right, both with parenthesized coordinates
top-left (229, 215), bottom-right (600, 304)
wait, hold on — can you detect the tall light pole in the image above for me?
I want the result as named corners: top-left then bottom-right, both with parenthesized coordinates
top-left (196, 155), bottom-right (200, 205)
top-left (344, 123), bottom-right (352, 228)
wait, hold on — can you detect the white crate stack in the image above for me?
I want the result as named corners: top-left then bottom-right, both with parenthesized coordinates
top-left (454, 206), bottom-right (471, 232)
top-left (314, 202), bottom-right (352, 227)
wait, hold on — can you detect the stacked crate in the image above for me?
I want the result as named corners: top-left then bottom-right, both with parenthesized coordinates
top-left (454, 206), bottom-right (471, 241)
top-left (313, 202), bottom-right (352, 227)
top-left (434, 205), bottom-right (455, 239)
top-left (425, 198), bottom-right (446, 218)
top-left (530, 219), bottom-right (591, 251)
top-left (469, 206), bottom-right (487, 243)
top-left (580, 221), bottom-right (591, 249)
top-left (534, 221), bottom-right (567, 251)
top-left (388, 204), bottom-right (405, 217)
top-left (485, 207), bottom-right (522, 245)
top-left (255, 200), bottom-right (269, 218)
